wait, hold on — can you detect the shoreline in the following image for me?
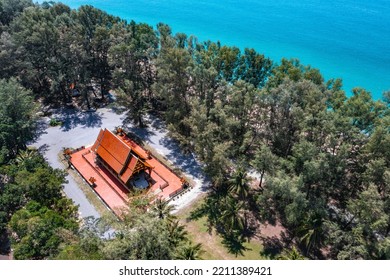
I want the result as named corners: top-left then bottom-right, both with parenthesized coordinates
top-left (35, 0), bottom-right (390, 99)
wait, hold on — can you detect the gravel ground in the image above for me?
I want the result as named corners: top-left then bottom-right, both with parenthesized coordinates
top-left (31, 107), bottom-right (208, 217)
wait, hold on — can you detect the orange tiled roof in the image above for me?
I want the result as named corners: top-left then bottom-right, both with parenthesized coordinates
top-left (69, 128), bottom-right (186, 216)
top-left (120, 156), bottom-right (138, 183)
top-left (116, 133), bottom-right (185, 199)
top-left (91, 129), bottom-right (104, 152)
top-left (69, 149), bottom-right (128, 215)
top-left (92, 129), bottom-right (151, 183)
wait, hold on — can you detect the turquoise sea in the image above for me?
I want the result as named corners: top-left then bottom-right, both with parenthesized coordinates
top-left (38, 0), bottom-right (390, 99)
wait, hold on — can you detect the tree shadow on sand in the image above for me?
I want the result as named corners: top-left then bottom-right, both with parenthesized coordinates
top-left (221, 233), bottom-right (250, 257)
top-left (30, 118), bottom-right (48, 143)
top-left (126, 123), bottom-right (157, 143)
top-left (36, 143), bottom-right (49, 154)
top-left (259, 231), bottom-right (292, 259)
top-left (160, 136), bottom-right (205, 179)
top-left (54, 108), bottom-right (103, 132)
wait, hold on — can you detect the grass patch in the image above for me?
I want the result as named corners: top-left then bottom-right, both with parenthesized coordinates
top-left (235, 240), bottom-right (264, 260)
top-left (176, 195), bottom-right (264, 260)
top-left (49, 118), bottom-right (62, 126)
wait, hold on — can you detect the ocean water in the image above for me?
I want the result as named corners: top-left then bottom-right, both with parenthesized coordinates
top-left (38, 0), bottom-right (390, 99)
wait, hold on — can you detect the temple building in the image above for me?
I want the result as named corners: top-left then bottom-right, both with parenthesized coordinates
top-left (91, 129), bottom-right (153, 190)
top-left (68, 127), bottom-right (187, 214)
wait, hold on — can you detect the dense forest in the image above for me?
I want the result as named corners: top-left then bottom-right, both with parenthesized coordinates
top-left (0, 0), bottom-right (389, 260)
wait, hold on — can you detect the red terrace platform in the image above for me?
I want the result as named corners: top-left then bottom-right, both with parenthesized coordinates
top-left (68, 129), bottom-right (185, 216)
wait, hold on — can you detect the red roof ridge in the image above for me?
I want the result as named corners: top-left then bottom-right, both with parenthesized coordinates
top-left (92, 128), bottom-right (153, 185)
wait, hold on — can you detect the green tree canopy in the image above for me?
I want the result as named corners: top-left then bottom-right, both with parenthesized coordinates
top-left (0, 78), bottom-right (37, 162)
top-left (8, 201), bottom-right (78, 259)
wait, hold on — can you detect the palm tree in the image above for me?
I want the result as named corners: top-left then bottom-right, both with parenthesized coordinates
top-left (220, 195), bottom-right (245, 235)
top-left (189, 193), bottom-right (223, 233)
top-left (277, 246), bottom-right (306, 260)
top-left (150, 198), bottom-right (176, 221)
top-left (228, 168), bottom-right (250, 199)
top-left (15, 149), bottom-right (38, 166)
top-left (176, 242), bottom-right (204, 260)
top-left (167, 220), bottom-right (188, 247)
top-left (129, 192), bottom-right (152, 214)
top-left (296, 213), bottom-right (324, 255)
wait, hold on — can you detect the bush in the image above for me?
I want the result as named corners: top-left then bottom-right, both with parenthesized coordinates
top-left (49, 118), bottom-right (62, 126)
